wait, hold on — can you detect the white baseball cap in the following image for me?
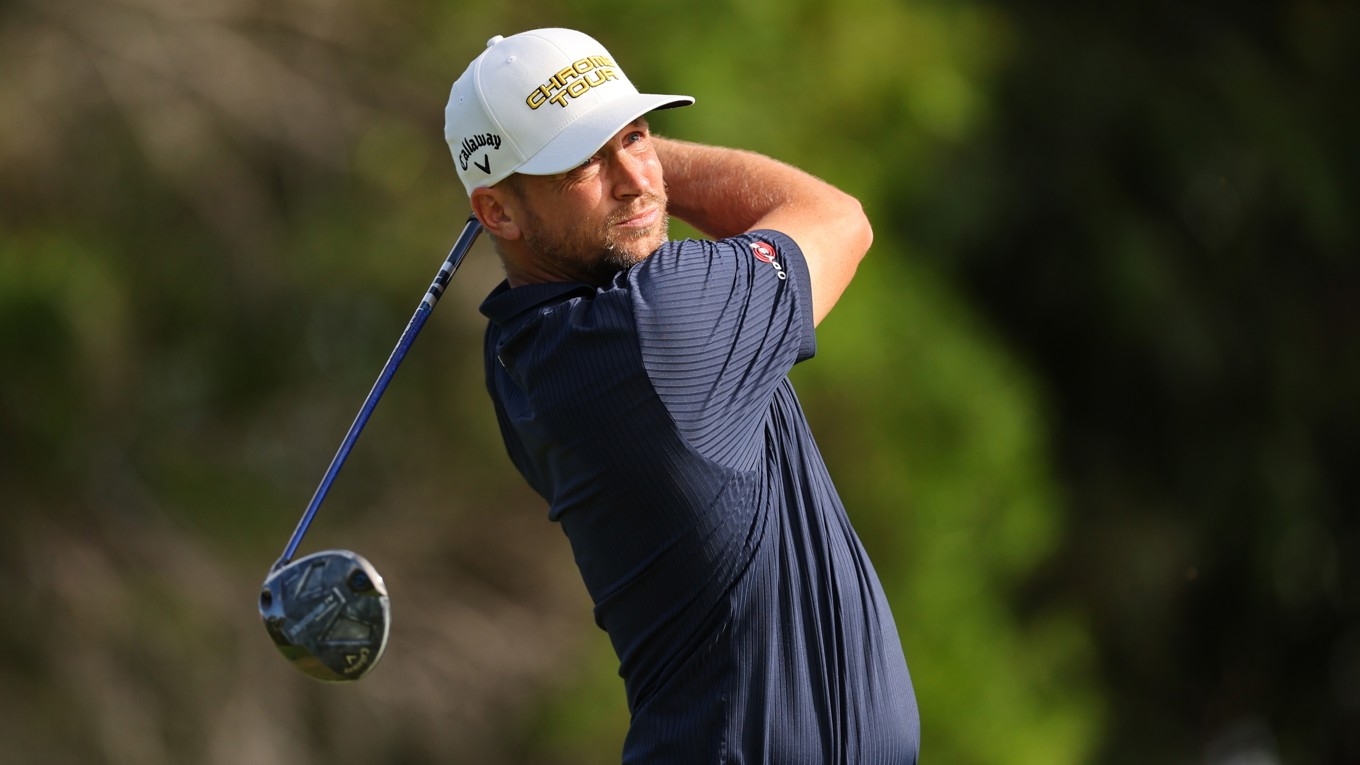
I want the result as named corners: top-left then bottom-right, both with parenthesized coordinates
top-left (444, 28), bottom-right (693, 196)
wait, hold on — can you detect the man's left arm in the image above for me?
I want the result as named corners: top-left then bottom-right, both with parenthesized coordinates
top-left (653, 136), bottom-right (871, 327)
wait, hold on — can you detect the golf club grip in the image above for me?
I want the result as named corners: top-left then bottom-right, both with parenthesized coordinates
top-left (275, 216), bottom-right (484, 568)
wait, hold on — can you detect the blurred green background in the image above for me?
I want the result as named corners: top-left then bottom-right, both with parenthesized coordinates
top-left (1, 0), bottom-right (1355, 763)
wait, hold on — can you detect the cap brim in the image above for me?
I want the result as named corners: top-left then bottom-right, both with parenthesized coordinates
top-left (516, 93), bottom-right (693, 177)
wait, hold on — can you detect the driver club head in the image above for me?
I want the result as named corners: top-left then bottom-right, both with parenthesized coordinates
top-left (259, 549), bottom-right (390, 682)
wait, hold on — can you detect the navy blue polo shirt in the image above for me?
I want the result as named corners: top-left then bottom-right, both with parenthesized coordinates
top-left (480, 230), bottom-right (919, 763)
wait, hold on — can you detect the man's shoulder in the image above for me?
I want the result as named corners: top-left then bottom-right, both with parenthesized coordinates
top-left (626, 230), bottom-right (805, 304)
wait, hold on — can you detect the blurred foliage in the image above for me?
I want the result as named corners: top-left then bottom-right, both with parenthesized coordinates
top-left (897, 2), bottom-right (1360, 762)
top-left (1, 0), bottom-right (1354, 763)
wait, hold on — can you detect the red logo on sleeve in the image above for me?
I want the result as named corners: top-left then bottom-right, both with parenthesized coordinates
top-left (749, 241), bottom-right (787, 280)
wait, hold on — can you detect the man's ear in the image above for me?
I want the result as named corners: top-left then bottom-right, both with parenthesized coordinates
top-left (470, 187), bottom-right (521, 241)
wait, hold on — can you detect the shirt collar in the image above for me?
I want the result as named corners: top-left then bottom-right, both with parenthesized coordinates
top-left (479, 279), bottom-right (597, 326)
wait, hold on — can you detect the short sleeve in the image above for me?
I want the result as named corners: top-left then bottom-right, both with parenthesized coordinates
top-left (629, 230), bottom-right (815, 465)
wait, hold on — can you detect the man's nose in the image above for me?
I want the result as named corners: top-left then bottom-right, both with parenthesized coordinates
top-left (610, 150), bottom-right (653, 199)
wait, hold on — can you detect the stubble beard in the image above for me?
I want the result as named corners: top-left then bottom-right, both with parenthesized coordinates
top-left (522, 192), bottom-right (670, 285)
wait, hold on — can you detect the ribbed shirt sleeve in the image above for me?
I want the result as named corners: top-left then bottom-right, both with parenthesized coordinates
top-left (630, 230), bottom-right (814, 468)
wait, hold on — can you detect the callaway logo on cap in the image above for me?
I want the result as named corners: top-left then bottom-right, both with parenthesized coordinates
top-left (444, 28), bottom-right (694, 196)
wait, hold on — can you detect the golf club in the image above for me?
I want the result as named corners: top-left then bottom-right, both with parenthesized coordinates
top-left (259, 214), bottom-right (483, 682)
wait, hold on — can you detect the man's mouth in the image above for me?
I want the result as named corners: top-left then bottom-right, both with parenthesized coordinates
top-left (616, 206), bottom-right (661, 229)
top-left (611, 194), bottom-right (667, 231)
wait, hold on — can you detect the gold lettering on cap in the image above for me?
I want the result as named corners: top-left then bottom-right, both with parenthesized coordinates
top-left (524, 55), bottom-right (622, 110)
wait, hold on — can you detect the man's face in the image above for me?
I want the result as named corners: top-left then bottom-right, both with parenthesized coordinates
top-left (506, 119), bottom-right (669, 285)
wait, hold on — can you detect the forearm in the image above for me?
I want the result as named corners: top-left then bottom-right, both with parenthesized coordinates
top-left (654, 135), bottom-right (873, 326)
top-left (655, 137), bottom-right (835, 239)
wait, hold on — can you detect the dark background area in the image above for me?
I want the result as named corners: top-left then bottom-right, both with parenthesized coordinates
top-left (918, 3), bottom-right (1359, 761)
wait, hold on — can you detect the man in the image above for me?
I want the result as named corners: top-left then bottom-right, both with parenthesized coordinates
top-left (445, 28), bottom-right (919, 763)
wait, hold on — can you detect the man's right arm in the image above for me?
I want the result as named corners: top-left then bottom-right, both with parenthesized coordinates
top-left (653, 137), bottom-right (873, 327)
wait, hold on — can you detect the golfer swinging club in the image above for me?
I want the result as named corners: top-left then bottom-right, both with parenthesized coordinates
top-left (446, 28), bottom-right (919, 763)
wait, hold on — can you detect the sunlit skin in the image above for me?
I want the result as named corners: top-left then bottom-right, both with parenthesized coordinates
top-left (471, 118), bottom-right (670, 287)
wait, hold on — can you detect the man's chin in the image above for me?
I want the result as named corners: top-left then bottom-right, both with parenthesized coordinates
top-left (611, 220), bottom-right (669, 262)
top-left (602, 245), bottom-right (653, 272)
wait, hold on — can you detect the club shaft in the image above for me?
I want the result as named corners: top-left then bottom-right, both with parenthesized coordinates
top-left (275, 216), bottom-right (483, 569)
